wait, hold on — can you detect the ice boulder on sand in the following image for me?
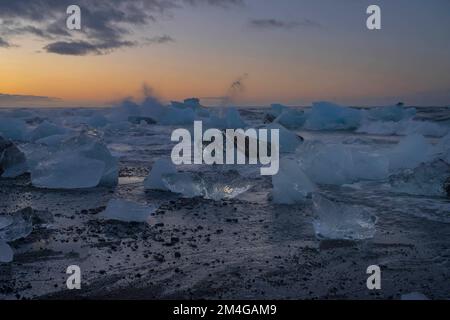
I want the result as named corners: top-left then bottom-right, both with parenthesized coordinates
top-left (99, 199), bottom-right (157, 223)
top-left (312, 194), bottom-right (377, 240)
top-left (0, 208), bottom-right (34, 263)
top-left (0, 136), bottom-right (28, 178)
top-left (305, 102), bottom-right (362, 131)
top-left (389, 160), bottom-right (450, 197)
top-left (271, 158), bottom-right (316, 204)
top-left (30, 133), bottom-right (118, 189)
top-left (144, 159), bottom-right (177, 191)
top-left (401, 292), bottom-right (429, 301)
top-left (162, 171), bottom-right (252, 201)
top-left (0, 241), bottom-right (13, 263)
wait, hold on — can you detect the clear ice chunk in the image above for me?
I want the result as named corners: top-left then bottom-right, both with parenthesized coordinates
top-left (99, 199), bottom-right (157, 223)
top-left (312, 194), bottom-right (377, 240)
top-left (144, 159), bottom-right (178, 191)
top-left (272, 158), bottom-right (316, 204)
top-left (162, 171), bottom-right (252, 201)
top-left (389, 160), bottom-right (450, 196)
top-left (0, 210), bottom-right (33, 242)
top-left (0, 241), bottom-right (13, 263)
top-left (0, 136), bottom-right (28, 178)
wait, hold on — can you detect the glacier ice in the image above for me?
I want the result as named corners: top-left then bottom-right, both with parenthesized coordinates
top-left (271, 158), bottom-right (316, 204)
top-left (0, 241), bottom-right (13, 263)
top-left (401, 292), bottom-right (429, 301)
top-left (162, 171), bottom-right (252, 201)
top-left (28, 121), bottom-right (67, 142)
top-left (297, 142), bottom-right (389, 185)
top-left (0, 136), bottom-right (28, 178)
top-left (31, 154), bottom-right (105, 189)
top-left (357, 119), bottom-right (448, 137)
top-left (0, 210), bottom-right (33, 242)
top-left (99, 199), bottom-right (157, 223)
top-left (0, 208), bottom-right (34, 263)
top-left (389, 160), bottom-right (450, 197)
top-left (29, 133), bottom-right (118, 189)
top-left (274, 108), bottom-right (307, 129)
top-left (264, 123), bottom-right (303, 153)
top-left (387, 134), bottom-right (434, 172)
top-left (86, 114), bottom-right (109, 128)
top-left (144, 159), bottom-right (177, 191)
top-left (0, 117), bottom-right (27, 140)
top-left (159, 107), bottom-right (196, 125)
top-left (205, 108), bottom-right (246, 130)
top-left (366, 105), bottom-right (416, 122)
top-left (305, 102), bottom-right (362, 131)
top-left (312, 194), bottom-right (377, 240)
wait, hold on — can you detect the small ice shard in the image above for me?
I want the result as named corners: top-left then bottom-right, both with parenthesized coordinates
top-left (162, 171), bottom-right (252, 200)
top-left (144, 159), bottom-right (177, 191)
top-left (272, 158), bottom-right (316, 204)
top-left (31, 154), bottom-right (105, 189)
top-left (305, 102), bottom-right (362, 131)
top-left (0, 210), bottom-right (33, 242)
top-left (0, 241), bottom-right (13, 263)
top-left (0, 136), bottom-right (28, 178)
top-left (388, 134), bottom-right (434, 172)
top-left (28, 121), bottom-right (67, 142)
top-left (99, 199), bottom-right (157, 223)
top-left (401, 292), bottom-right (429, 300)
top-left (312, 194), bottom-right (377, 240)
top-left (389, 160), bottom-right (450, 196)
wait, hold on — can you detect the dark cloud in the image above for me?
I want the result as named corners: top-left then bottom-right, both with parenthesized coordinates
top-left (0, 93), bottom-right (60, 107)
top-left (145, 35), bottom-right (175, 44)
top-left (0, 0), bottom-right (243, 55)
top-left (0, 37), bottom-right (11, 47)
top-left (249, 18), bottom-right (321, 30)
top-left (44, 39), bottom-right (136, 55)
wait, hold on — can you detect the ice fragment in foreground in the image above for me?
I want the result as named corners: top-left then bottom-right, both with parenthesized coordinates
top-left (31, 154), bottom-right (105, 189)
top-left (162, 171), bottom-right (252, 201)
top-left (401, 292), bottom-right (429, 300)
top-left (99, 199), bottom-right (157, 223)
top-left (144, 159), bottom-right (177, 191)
top-left (0, 241), bottom-right (13, 263)
top-left (312, 194), bottom-right (377, 240)
top-left (272, 159), bottom-right (316, 204)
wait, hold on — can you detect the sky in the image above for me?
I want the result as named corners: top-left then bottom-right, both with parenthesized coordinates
top-left (1, 0), bottom-right (450, 107)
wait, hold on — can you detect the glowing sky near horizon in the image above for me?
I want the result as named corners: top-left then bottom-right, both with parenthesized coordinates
top-left (1, 0), bottom-right (450, 107)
